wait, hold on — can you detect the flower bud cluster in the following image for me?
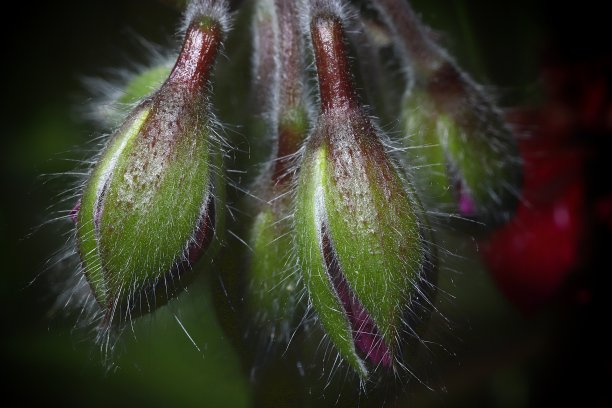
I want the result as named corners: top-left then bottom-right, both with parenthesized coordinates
top-left (61, 0), bottom-right (523, 389)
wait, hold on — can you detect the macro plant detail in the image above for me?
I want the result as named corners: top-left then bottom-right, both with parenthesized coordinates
top-left (294, 1), bottom-right (435, 379)
top-left (246, 0), bottom-right (311, 342)
top-left (59, 0), bottom-right (528, 396)
top-left (73, 1), bottom-right (228, 326)
top-left (373, 0), bottom-right (522, 225)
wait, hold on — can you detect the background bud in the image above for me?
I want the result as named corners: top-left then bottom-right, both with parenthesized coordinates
top-left (374, 0), bottom-right (522, 226)
top-left (295, 8), bottom-right (436, 379)
top-left (104, 63), bottom-right (172, 127)
top-left (75, 7), bottom-right (226, 323)
top-left (402, 81), bottom-right (522, 224)
top-left (247, 0), bottom-right (311, 341)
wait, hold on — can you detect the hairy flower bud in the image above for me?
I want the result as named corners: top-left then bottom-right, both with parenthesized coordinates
top-left (74, 4), bottom-right (227, 323)
top-left (402, 71), bottom-right (521, 224)
top-left (248, 194), bottom-right (300, 338)
top-left (295, 8), bottom-right (435, 379)
top-left (247, 0), bottom-right (310, 340)
top-left (373, 0), bottom-right (522, 225)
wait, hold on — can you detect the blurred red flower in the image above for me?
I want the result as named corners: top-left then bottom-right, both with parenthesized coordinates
top-left (482, 59), bottom-right (611, 313)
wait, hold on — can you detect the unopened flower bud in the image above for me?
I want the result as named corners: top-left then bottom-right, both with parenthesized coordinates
top-left (74, 2), bottom-right (228, 323)
top-left (402, 70), bottom-right (521, 225)
top-left (295, 7), bottom-right (435, 379)
top-left (373, 0), bottom-right (522, 225)
top-left (247, 0), bottom-right (310, 340)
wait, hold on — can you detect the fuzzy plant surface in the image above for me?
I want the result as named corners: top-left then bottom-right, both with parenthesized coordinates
top-left (246, 0), bottom-right (311, 344)
top-left (47, 0), bottom-right (531, 403)
top-left (373, 0), bottom-right (522, 225)
top-left (294, 2), bottom-right (436, 380)
top-left (73, 1), bottom-right (229, 328)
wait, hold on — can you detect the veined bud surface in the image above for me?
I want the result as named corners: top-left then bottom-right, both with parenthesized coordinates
top-left (75, 5), bottom-right (227, 323)
top-left (295, 8), bottom-right (435, 379)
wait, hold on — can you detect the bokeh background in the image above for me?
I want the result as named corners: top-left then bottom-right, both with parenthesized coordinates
top-left (2, 0), bottom-right (610, 406)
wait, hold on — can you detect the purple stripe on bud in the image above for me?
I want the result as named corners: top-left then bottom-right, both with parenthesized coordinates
top-left (321, 225), bottom-right (392, 368)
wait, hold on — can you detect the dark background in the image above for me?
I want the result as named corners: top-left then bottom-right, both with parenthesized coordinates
top-left (1, 0), bottom-right (609, 406)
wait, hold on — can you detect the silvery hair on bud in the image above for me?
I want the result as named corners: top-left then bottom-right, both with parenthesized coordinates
top-left (300, 0), bottom-right (352, 31)
top-left (306, 0), bottom-right (347, 19)
top-left (183, 0), bottom-right (232, 33)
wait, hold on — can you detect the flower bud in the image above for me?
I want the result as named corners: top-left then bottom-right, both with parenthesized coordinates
top-left (247, 0), bottom-right (310, 340)
top-left (402, 70), bottom-right (522, 225)
top-left (295, 9), bottom-right (435, 379)
top-left (74, 4), bottom-right (227, 323)
top-left (248, 197), bottom-right (299, 338)
top-left (373, 0), bottom-right (522, 225)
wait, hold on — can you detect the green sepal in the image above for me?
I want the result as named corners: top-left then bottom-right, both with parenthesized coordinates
top-left (295, 114), bottom-right (428, 378)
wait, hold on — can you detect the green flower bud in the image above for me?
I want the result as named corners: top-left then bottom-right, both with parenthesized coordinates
top-left (248, 195), bottom-right (299, 338)
top-left (247, 0), bottom-right (310, 340)
top-left (402, 68), bottom-right (521, 224)
top-left (372, 0), bottom-right (522, 225)
top-left (248, 113), bottom-right (310, 339)
top-left (295, 10), bottom-right (435, 379)
top-left (75, 7), bottom-right (227, 323)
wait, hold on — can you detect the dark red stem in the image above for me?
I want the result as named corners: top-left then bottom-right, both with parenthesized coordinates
top-left (166, 20), bottom-right (222, 94)
top-left (311, 15), bottom-right (360, 113)
top-left (271, 0), bottom-right (308, 184)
